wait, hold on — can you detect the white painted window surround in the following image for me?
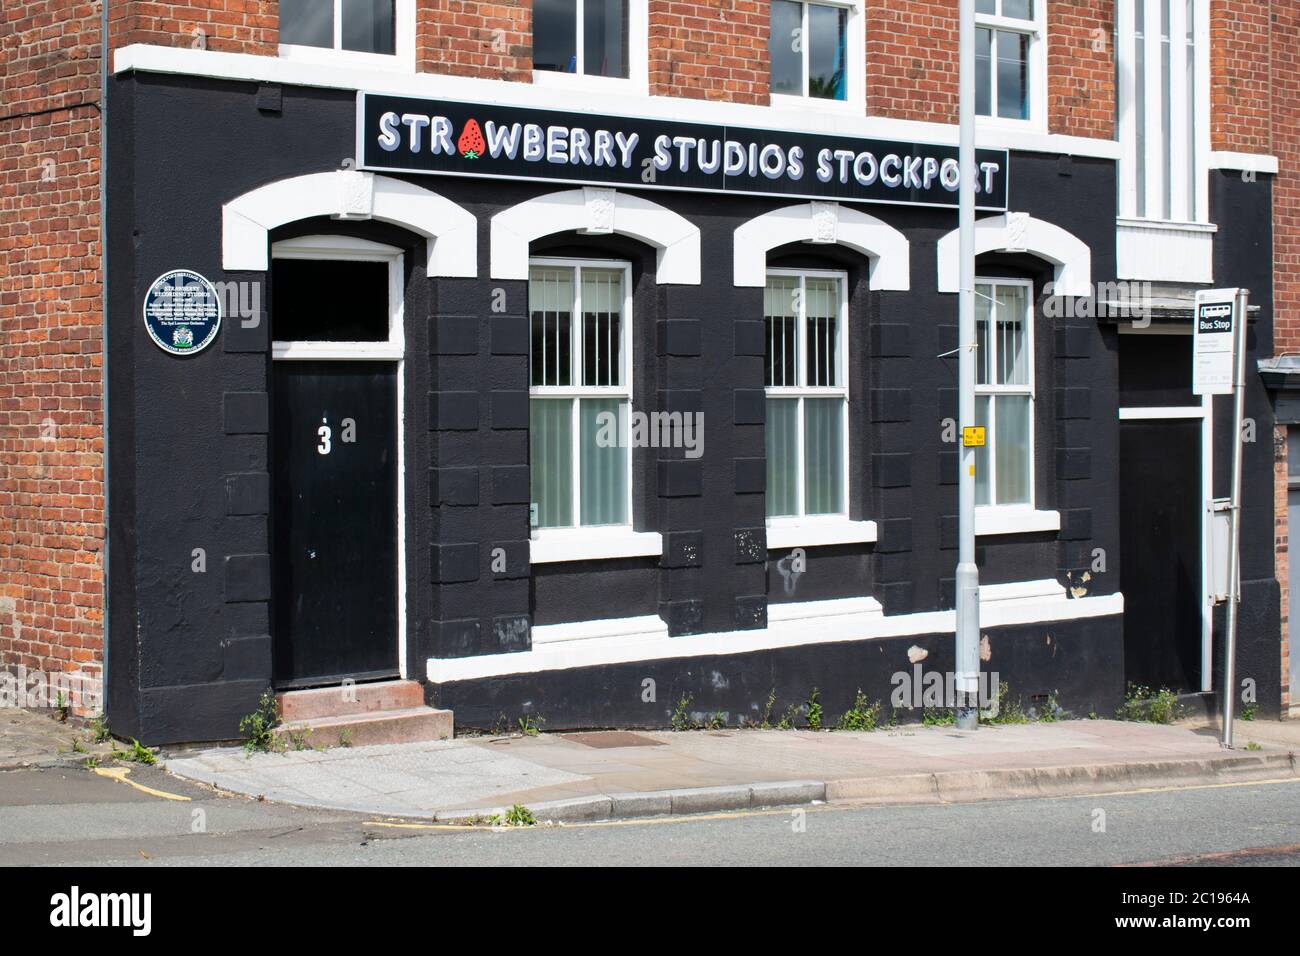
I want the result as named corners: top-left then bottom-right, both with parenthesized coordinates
top-left (491, 187), bottom-right (700, 284)
top-left (270, 235), bottom-right (407, 360)
top-left (221, 169), bottom-right (476, 277)
top-left (495, 189), bottom-right (697, 564)
top-left (113, 45), bottom-right (1124, 161)
top-left (974, 0), bottom-right (1047, 131)
top-left (733, 202), bottom-right (910, 290)
top-left (765, 269), bottom-right (850, 520)
top-left (426, 579), bottom-right (1122, 679)
top-left (528, 258), bottom-right (635, 532)
top-left (975, 277), bottom-right (1035, 508)
top-left (279, 0), bottom-right (416, 72)
top-left (1114, 0), bottom-right (1216, 283)
top-left (769, 0), bottom-right (867, 116)
top-left (531, 0), bottom-right (649, 96)
top-left (935, 212), bottom-right (1091, 297)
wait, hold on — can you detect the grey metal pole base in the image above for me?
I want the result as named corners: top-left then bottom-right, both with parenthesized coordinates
top-left (955, 707), bottom-right (979, 730)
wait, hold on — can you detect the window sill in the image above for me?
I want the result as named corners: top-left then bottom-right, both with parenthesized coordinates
top-left (766, 518), bottom-right (878, 550)
top-left (770, 92), bottom-right (865, 116)
top-left (1116, 217), bottom-right (1218, 233)
top-left (278, 45), bottom-right (413, 73)
top-left (529, 528), bottom-right (663, 564)
top-left (530, 70), bottom-right (648, 97)
top-left (974, 507), bottom-right (1060, 537)
top-left (975, 115), bottom-right (1048, 135)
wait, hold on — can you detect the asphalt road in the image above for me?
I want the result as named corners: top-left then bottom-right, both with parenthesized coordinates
top-left (1, 764), bottom-right (1297, 866)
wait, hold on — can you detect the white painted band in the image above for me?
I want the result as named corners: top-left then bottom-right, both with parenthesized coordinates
top-left (426, 580), bottom-right (1124, 682)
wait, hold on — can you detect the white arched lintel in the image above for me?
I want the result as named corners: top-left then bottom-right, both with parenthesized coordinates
top-left (490, 188), bottom-right (701, 284)
top-left (936, 213), bottom-right (1092, 297)
top-left (222, 170), bottom-right (477, 277)
top-left (733, 202), bottom-right (910, 290)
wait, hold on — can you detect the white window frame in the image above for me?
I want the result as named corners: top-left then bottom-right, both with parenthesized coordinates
top-left (528, 257), bottom-right (635, 535)
top-left (974, 276), bottom-right (1036, 511)
top-left (278, 0), bottom-right (416, 72)
top-left (531, 0), bottom-right (649, 95)
top-left (271, 235), bottom-right (405, 360)
top-left (1116, 0), bottom-right (1209, 225)
top-left (974, 0), bottom-right (1047, 131)
top-left (269, 234), bottom-right (408, 677)
top-left (764, 267), bottom-right (851, 524)
top-left (768, 0), bottom-right (865, 115)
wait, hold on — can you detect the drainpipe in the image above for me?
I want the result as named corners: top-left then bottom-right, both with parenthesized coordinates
top-left (98, 0), bottom-right (111, 720)
top-left (954, 0), bottom-right (981, 730)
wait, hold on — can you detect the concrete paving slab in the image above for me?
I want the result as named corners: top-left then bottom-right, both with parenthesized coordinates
top-left (162, 719), bottom-right (1300, 823)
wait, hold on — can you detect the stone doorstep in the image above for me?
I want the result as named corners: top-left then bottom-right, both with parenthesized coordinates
top-left (273, 706), bottom-right (454, 750)
top-left (276, 679), bottom-right (426, 722)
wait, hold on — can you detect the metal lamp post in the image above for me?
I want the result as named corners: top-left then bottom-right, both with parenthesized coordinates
top-left (955, 0), bottom-right (981, 730)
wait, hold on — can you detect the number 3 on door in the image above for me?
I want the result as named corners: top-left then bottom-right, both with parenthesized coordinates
top-left (317, 423), bottom-right (332, 455)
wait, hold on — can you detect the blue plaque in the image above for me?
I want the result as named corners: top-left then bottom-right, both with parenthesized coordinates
top-left (143, 269), bottom-right (222, 356)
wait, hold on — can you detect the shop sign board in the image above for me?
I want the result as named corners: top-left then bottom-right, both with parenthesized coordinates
top-left (356, 93), bottom-right (1010, 211)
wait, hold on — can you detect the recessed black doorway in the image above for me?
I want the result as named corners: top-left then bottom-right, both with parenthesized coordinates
top-left (271, 360), bottom-right (399, 687)
top-left (1119, 417), bottom-right (1203, 693)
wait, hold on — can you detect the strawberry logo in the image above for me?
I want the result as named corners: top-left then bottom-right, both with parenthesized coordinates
top-left (458, 118), bottom-right (485, 159)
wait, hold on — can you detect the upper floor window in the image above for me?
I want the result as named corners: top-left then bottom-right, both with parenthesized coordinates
top-left (975, 0), bottom-right (1044, 124)
top-left (770, 0), bottom-right (848, 101)
top-left (280, 0), bottom-right (414, 68)
top-left (529, 261), bottom-right (633, 530)
top-left (534, 0), bottom-right (630, 78)
top-left (1117, 0), bottom-right (1204, 222)
top-left (764, 271), bottom-right (848, 519)
top-left (974, 279), bottom-right (1034, 508)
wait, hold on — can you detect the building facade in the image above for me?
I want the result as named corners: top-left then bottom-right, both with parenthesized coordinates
top-left (1, 0), bottom-right (1294, 742)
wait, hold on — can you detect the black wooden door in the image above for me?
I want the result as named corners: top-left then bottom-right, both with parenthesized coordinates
top-left (1119, 418), bottom-right (1202, 692)
top-left (272, 361), bottom-right (399, 686)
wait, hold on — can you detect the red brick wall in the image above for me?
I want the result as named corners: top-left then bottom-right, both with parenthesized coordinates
top-left (1271, 3), bottom-right (1298, 714)
top-left (108, 1), bottom-right (276, 54)
top-left (648, 0), bottom-right (768, 104)
top-left (0, 0), bottom-right (105, 712)
top-left (1273, 3), bottom-right (1300, 358)
top-left (417, 0), bottom-right (532, 81)
top-left (1210, 0), bottom-right (1270, 154)
top-left (1047, 0), bottom-right (1115, 139)
top-left (866, 0), bottom-right (958, 123)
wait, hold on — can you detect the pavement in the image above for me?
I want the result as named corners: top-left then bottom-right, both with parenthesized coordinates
top-left (155, 715), bottom-right (1300, 823)
top-left (0, 707), bottom-right (116, 770)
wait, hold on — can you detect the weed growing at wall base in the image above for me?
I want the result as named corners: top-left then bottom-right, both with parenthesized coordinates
top-left (1116, 684), bottom-right (1184, 723)
top-left (240, 692), bottom-right (283, 754)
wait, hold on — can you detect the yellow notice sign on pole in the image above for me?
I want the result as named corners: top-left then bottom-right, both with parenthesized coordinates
top-left (962, 426), bottom-right (986, 448)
